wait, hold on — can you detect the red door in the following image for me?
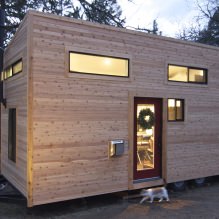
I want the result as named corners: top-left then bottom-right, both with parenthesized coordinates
top-left (133, 97), bottom-right (162, 180)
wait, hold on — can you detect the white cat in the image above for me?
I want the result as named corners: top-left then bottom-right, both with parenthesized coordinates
top-left (140, 187), bottom-right (170, 203)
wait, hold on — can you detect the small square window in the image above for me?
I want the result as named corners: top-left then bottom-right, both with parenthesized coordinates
top-left (168, 99), bottom-right (184, 121)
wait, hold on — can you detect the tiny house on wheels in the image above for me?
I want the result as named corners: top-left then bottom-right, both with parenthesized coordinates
top-left (1, 11), bottom-right (219, 207)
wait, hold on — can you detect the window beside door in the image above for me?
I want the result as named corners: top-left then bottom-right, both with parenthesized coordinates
top-left (168, 99), bottom-right (184, 121)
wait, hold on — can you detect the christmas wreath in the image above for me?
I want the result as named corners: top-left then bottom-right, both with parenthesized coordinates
top-left (137, 108), bottom-right (155, 130)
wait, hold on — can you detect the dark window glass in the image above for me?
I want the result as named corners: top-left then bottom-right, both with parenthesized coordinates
top-left (8, 108), bottom-right (16, 162)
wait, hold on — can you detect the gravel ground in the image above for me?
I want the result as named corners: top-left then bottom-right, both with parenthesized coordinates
top-left (0, 177), bottom-right (219, 219)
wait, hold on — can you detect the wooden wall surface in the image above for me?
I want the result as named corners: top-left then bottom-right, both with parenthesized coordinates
top-left (1, 17), bottom-right (28, 197)
top-left (30, 13), bottom-right (131, 206)
top-left (28, 11), bottom-right (219, 206)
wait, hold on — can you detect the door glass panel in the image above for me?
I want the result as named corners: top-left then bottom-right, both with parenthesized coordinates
top-left (136, 104), bottom-right (155, 171)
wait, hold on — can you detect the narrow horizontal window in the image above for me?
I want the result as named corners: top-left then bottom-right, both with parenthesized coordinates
top-left (2, 59), bottom-right (23, 80)
top-left (69, 52), bottom-right (129, 77)
top-left (8, 108), bottom-right (16, 162)
top-left (168, 99), bottom-right (184, 121)
top-left (168, 64), bottom-right (207, 84)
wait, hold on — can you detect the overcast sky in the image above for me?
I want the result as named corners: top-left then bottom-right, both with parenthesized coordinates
top-left (118, 0), bottom-right (200, 37)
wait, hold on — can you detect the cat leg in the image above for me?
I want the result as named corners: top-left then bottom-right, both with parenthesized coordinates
top-left (159, 197), bottom-right (163, 202)
top-left (163, 193), bottom-right (170, 202)
top-left (164, 190), bottom-right (170, 202)
top-left (150, 197), bottom-right (154, 203)
top-left (166, 195), bottom-right (170, 202)
top-left (140, 196), bottom-right (149, 204)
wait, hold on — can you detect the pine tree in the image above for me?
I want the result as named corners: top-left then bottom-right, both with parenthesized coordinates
top-left (80, 0), bottom-right (125, 27)
top-left (178, 0), bottom-right (219, 47)
top-left (1, 0), bottom-right (125, 46)
top-left (4, 0), bottom-right (39, 44)
top-left (197, 7), bottom-right (219, 46)
top-left (40, 0), bottom-right (74, 16)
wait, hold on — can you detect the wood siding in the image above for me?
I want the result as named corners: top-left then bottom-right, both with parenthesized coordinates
top-left (2, 11), bottom-right (219, 206)
top-left (29, 12), bottom-right (219, 206)
top-left (1, 17), bottom-right (28, 197)
top-left (29, 13), bottom-right (129, 206)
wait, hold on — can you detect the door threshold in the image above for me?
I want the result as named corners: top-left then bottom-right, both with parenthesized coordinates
top-left (130, 177), bottom-right (164, 190)
top-left (133, 177), bottom-right (161, 184)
